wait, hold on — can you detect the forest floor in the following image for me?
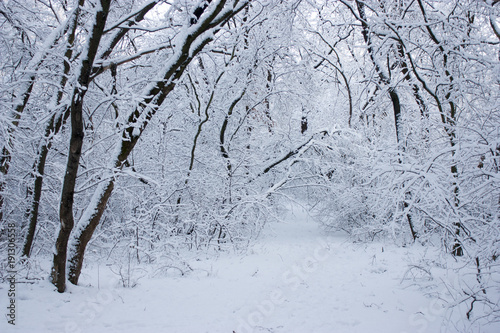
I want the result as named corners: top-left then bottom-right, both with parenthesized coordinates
top-left (1, 205), bottom-right (499, 333)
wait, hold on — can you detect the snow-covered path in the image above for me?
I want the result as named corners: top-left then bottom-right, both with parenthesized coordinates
top-left (2, 206), bottom-right (473, 332)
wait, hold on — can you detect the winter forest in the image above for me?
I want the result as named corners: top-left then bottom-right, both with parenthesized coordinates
top-left (0, 0), bottom-right (499, 332)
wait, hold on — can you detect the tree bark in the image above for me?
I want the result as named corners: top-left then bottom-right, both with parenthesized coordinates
top-left (51, 0), bottom-right (111, 292)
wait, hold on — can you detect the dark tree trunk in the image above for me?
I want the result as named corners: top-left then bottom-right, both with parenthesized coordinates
top-left (23, 143), bottom-right (49, 257)
top-left (51, 0), bottom-right (111, 292)
top-left (68, 180), bottom-right (114, 284)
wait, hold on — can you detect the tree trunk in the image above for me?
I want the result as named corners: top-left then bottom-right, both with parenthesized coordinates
top-left (23, 143), bottom-right (50, 257)
top-left (51, 0), bottom-right (111, 292)
top-left (68, 180), bottom-right (114, 284)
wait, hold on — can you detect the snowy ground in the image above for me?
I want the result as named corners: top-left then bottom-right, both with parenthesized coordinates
top-left (2, 205), bottom-right (499, 333)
